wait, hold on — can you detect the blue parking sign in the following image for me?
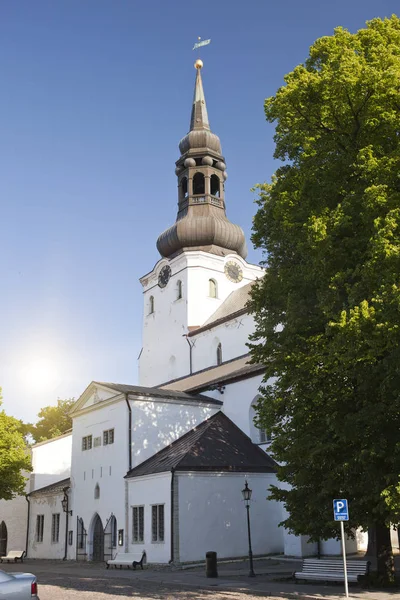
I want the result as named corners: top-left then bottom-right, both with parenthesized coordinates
top-left (333, 499), bottom-right (349, 521)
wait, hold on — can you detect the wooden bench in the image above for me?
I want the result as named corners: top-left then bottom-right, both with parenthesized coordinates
top-left (106, 551), bottom-right (146, 570)
top-left (0, 550), bottom-right (26, 563)
top-left (294, 558), bottom-right (370, 583)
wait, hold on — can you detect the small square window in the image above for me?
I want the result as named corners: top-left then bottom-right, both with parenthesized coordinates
top-left (82, 435), bottom-right (92, 451)
top-left (103, 429), bottom-right (114, 445)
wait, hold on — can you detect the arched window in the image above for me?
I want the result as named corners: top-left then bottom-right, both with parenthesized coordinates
top-left (193, 172), bottom-right (205, 195)
top-left (209, 279), bottom-right (217, 298)
top-left (181, 177), bottom-right (188, 199)
top-left (177, 280), bottom-right (182, 300)
top-left (111, 515), bottom-right (117, 547)
top-left (249, 396), bottom-right (271, 444)
top-left (216, 343), bottom-right (222, 366)
top-left (210, 174), bottom-right (220, 197)
top-left (149, 296), bottom-right (154, 314)
top-left (94, 484), bottom-right (100, 499)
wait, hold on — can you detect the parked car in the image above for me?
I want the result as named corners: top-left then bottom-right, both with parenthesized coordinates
top-left (0, 569), bottom-right (39, 598)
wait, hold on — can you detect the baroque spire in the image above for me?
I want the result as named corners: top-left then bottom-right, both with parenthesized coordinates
top-left (156, 60), bottom-right (247, 260)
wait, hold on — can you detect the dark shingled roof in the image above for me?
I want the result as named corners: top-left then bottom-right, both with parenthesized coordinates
top-left (29, 478), bottom-right (70, 497)
top-left (160, 354), bottom-right (264, 393)
top-left (93, 382), bottom-right (222, 406)
top-left (125, 412), bottom-right (276, 478)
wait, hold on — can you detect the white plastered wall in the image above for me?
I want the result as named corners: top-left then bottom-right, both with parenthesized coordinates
top-left (68, 390), bottom-right (218, 560)
top-left (31, 433), bottom-right (72, 492)
top-left (126, 473), bottom-right (171, 564)
top-left (130, 399), bottom-right (218, 469)
top-left (68, 399), bottom-right (129, 560)
top-left (191, 314), bottom-right (255, 373)
top-left (0, 491), bottom-right (29, 554)
top-left (177, 472), bottom-right (283, 562)
top-left (139, 251), bottom-right (262, 387)
top-left (28, 492), bottom-right (67, 559)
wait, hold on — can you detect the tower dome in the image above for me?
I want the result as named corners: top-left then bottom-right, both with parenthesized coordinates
top-left (156, 62), bottom-right (247, 260)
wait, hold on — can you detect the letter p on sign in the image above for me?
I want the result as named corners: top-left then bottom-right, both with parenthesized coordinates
top-left (333, 499), bottom-right (349, 521)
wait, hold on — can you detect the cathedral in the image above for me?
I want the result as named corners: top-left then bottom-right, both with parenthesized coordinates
top-left (0, 60), bottom-right (366, 564)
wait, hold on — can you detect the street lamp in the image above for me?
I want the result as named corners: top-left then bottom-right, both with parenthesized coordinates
top-left (242, 481), bottom-right (255, 577)
top-left (61, 493), bottom-right (72, 516)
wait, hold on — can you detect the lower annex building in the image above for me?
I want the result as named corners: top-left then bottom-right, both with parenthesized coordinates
top-left (1, 60), bottom-right (378, 563)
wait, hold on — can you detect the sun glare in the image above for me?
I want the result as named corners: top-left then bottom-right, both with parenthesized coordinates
top-left (23, 358), bottom-right (59, 393)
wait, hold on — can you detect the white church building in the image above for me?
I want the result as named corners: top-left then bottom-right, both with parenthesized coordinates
top-left (0, 61), bottom-right (369, 564)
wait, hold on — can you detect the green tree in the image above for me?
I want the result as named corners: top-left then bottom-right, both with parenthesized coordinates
top-left (30, 398), bottom-right (75, 443)
top-left (250, 16), bottom-right (400, 582)
top-left (0, 389), bottom-right (31, 499)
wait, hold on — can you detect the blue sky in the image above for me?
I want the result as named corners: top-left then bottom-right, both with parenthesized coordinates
top-left (1, 0), bottom-right (397, 421)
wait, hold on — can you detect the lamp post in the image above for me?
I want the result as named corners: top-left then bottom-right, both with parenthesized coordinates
top-left (61, 493), bottom-right (72, 517)
top-left (242, 481), bottom-right (256, 577)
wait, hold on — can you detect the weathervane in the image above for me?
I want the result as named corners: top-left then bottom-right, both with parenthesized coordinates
top-left (192, 37), bottom-right (211, 69)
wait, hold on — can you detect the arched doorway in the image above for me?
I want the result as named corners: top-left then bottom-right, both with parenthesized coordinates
top-left (0, 522), bottom-right (7, 556)
top-left (92, 514), bottom-right (104, 561)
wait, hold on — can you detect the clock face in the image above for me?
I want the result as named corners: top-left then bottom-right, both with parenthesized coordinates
top-left (158, 265), bottom-right (171, 288)
top-left (224, 261), bottom-right (243, 283)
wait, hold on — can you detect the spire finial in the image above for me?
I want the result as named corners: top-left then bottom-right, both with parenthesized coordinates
top-left (190, 60), bottom-right (209, 131)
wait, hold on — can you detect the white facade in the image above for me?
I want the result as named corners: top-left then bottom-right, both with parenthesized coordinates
top-left (0, 492), bottom-right (28, 555)
top-left (67, 382), bottom-right (219, 561)
top-left (176, 472), bottom-right (283, 562)
top-left (30, 433), bottom-right (72, 491)
top-left (139, 251), bottom-right (262, 387)
top-left (127, 473), bottom-right (171, 564)
top-left (28, 491), bottom-right (67, 560)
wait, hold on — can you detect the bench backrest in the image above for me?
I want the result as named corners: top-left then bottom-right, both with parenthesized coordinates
top-left (302, 559), bottom-right (369, 573)
top-left (113, 552), bottom-right (144, 560)
top-left (4, 551), bottom-right (25, 558)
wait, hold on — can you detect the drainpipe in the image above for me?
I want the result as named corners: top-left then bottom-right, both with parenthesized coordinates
top-left (124, 394), bottom-right (132, 471)
top-left (25, 495), bottom-right (30, 558)
top-left (170, 468), bottom-right (175, 564)
top-left (63, 487), bottom-right (70, 560)
top-left (184, 335), bottom-right (194, 375)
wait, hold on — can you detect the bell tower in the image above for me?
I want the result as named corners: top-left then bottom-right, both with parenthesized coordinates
top-left (156, 59), bottom-right (247, 259)
top-left (138, 61), bottom-right (262, 387)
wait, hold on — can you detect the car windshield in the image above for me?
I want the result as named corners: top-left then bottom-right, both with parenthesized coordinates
top-left (0, 570), bottom-right (13, 582)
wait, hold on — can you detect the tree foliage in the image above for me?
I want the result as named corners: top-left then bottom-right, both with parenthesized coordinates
top-left (250, 16), bottom-right (400, 579)
top-left (30, 398), bottom-right (75, 443)
top-left (0, 388), bottom-right (31, 499)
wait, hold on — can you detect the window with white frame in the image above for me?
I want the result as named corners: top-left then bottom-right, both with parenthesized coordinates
top-left (103, 429), bottom-right (114, 445)
top-left (51, 513), bottom-right (60, 543)
top-left (151, 505), bottom-right (164, 542)
top-left (36, 515), bottom-right (44, 543)
top-left (132, 506), bottom-right (144, 543)
top-left (82, 435), bottom-right (92, 451)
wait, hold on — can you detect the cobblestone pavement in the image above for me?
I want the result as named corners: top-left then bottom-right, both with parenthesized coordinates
top-left (1, 558), bottom-right (399, 600)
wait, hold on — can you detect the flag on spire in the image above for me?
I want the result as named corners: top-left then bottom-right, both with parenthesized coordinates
top-left (193, 38), bottom-right (211, 50)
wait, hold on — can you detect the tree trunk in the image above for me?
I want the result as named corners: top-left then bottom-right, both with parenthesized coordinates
top-left (365, 525), bottom-right (376, 559)
top-left (375, 522), bottom-right (394, 583)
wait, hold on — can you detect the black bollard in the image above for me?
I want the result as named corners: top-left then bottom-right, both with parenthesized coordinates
top-left (206, 551), bottom-right (218, 578)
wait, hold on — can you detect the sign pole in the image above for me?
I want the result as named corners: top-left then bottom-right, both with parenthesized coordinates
top-left (340, 520), bottom-right (349, 598)
top-left (333, 499), bottom-right (350, 599)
